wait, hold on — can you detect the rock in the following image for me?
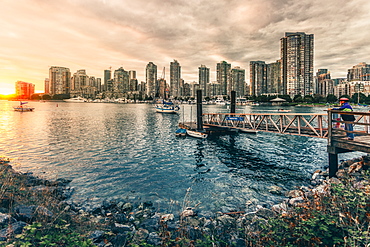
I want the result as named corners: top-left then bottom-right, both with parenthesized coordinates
top-left (0, 221), bottom-right (27, 239)
top-left (311, 170), bottom-right (322, 180)
top-left (132, 228), bottom-right (149, 243)
top-left (140, 216), bottom-right (160, 232)
top-left (180, 207), bottom-right (195, 218)
top-left (112, 223), bottom-right (134, 233)
top-left (0, 213), bottom-right (14, 226)
top-left (161, 213), bottom-right (174, 222)
top-left (216, 215), bottom-right (235, 228)
top-left (288, 197), bottom-right (304, 206)
top-left (285, 189), bottom-right (303, 198)
top-left (89, 230), bottom-right (105, 243)
top-left (268, 185), bottom-right (283, 195)
top-left (121, 203), bottom-right (133, 212)
top-left (271, 202), bottom-right (288, 214)
top-left (35, 206), bottom-right (53, 218)
top-left (255, 208), bottom-right (276, 219)
top-left (147, 232), bottom-right (161, 246)
top-left (14, 205), bottom-right (36, 222)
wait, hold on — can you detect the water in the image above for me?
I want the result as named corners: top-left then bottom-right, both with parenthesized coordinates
top-left (0, 101), bottom-right (363, 213)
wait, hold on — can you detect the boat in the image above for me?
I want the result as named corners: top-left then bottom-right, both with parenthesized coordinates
top-left (155, 100), bottom-right (180, 114)
top-left (0, 157), bottom-right (10, 164)
top-left (186, 129), bottom-right (208, 139)
top-left (175, 128), bottom-right (187, 137)
top-left (13, 102), bottom-right (35, 112)
top-left (277, 109), bottom-right (291, 112)
top-left (64, 96), bottom-right (87, 103)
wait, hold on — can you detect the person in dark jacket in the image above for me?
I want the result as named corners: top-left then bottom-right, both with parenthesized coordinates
top-left (332, 97), bottom-right (355, 140)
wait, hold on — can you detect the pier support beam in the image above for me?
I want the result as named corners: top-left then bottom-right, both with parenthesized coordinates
top-left (230, 91), bottom-right (236, 114)
top-left (196, 90), bottom-right (203, 131)
top-left (328, 153), bottom-right (338, 178)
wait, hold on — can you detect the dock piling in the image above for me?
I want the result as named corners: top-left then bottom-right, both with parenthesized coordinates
top-left (196, 90), bottom-right (203, 131)
top-left (230, 91), bottom-right (236, 114)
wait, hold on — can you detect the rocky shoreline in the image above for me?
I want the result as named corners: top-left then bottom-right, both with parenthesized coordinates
top-left (0, 155), bottom-right (369, 246)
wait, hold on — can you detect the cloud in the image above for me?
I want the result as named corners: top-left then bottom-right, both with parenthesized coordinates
top-left (0, 0), bottom-right (370, 92)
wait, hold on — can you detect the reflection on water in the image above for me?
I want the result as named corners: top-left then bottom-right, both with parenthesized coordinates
top-left (0, 101), bottom-right (363, 212)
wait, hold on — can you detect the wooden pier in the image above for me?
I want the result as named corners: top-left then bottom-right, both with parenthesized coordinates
top-left (181, 90), bottom-right (370, 177)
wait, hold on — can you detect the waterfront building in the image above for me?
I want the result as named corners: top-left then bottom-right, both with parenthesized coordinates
top-left (146, 62), bottom-right (157, 98)
top-left (129, 70), bottom-right (138, 91)
top-left (44, 78), bottom-right (50, 94)
top-left (315, 69), bottom-right (331, 96)
top-left (334, 82), bottom-right (350, 98)
top-left (70, 69), bottom-right (89, 97)
top-left (96, 78), bottom-right (102, 92)
top-left (347, 62), bottom-right (370, 81)
top-left (191, 82), bottom-right (200, 98)
top-left (114, 67), bottom-right (129, 97)
top-left (183, 82), bottom-right (191, 97)
top-left (216, 61), bottom-right (231, 96)
top-left (267, 60), bottom-right (282, 95)
top-left (250, 61), bottom-right (267, 96)
top-left (207, 81), bottom-right (221, 98)
top-left (157, 78), bottom-right (167, 99)
top-left (280, 32), bottom-right (314, 97)
top-left (49, 66), bottom-right (71, 96)
top-left (229, 67), bottom-right (245, 97)
top-left (104, 69), bottom-right (111, 92)
top-left (15, 81), bottom-right (35, 99)
top-left (199, 65), bottom-right (210, 97)
top-left (170, 60), bottom-right (181, 98)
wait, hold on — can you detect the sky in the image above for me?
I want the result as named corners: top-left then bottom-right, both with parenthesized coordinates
top-left (1, 0), bottom-right (370, 95)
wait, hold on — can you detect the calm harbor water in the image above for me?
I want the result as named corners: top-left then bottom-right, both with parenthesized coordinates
top-left (0, 100), bottom-right (363, 213)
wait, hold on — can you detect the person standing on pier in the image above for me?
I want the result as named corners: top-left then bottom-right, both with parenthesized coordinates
top-left (332, 97), bottom-right (355, 140)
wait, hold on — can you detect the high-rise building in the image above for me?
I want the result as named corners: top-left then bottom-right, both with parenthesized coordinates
top-left (129, 70), bottom-right (138, 91)
top-left (250, 61), bottom-right (267, 96)
top-left (217, 61), bottom-right (231, 95)
top-left (315, 69), bottom-right (331, 95)
top-left (347, 62), bottom-right (370, 81)
top-left (44, 78), bottom-right (50, 94)
top-left (71, 69), bottom-right (88, 94)
top-left (49, 66), bottom-right (71, 95)
top-left (267, 60), bottom-right (282, 95)
top-left (15, 81), bottom-right (35, 99)
top-left (229, 67), bottom-right (245, 97)
top-left (280, 32), bottom-right (314, 96)
top-left (114, 67), bottom-right (129, 95)
top-left (104, 69), bottom-right (111, 92)
top-left (170, 60), bottom-right (181, 98)
top-left (146, 62), bottom-right (157, 98)
top-left (199, 65), bottom-right (209, 97)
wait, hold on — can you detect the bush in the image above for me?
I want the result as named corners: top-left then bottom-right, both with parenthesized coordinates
top-left (247, 171), bottom-right (370, 246)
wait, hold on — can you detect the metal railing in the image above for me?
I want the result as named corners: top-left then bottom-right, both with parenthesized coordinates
top-left (328, 110), bottom-right (370, 153)
top-left (203, 112), bottom-right (329, 138)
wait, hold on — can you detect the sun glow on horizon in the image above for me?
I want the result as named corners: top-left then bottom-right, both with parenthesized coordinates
top-left (0, 82), bottom-right (16, 96)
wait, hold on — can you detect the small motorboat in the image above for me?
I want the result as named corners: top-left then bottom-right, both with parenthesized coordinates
top-left (0, 157), bottom-right (10, 164)
top-left (64, 96), bottom-right (87, 103)
top-left (186, 129), bottom-right (208, 139)
top-left (175, 128), bottom-right (187, 137)
top-left (13, 102), bottom-right (35, 112)
top-left (277, 109), bottom-right (291, 112)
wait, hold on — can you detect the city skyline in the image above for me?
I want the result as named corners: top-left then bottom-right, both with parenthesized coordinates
top-left (1, 0), bottom-right (370, 95)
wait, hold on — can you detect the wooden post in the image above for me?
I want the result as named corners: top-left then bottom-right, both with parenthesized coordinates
top-left (230, 91), bottom-right (236, 114)
top-left (196, 90), bottom-right (203, 131)
top-left (328, 152), bottom-right (338, 178)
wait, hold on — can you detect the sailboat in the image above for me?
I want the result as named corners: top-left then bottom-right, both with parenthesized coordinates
top-left (186, 106), bottom-right (208, 139)
top-left (155, 100), bottom-right (180, 114)
top-left (13, 102), bottom-right (35, 112)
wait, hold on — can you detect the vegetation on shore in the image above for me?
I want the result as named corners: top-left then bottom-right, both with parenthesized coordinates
top-left (0, 156), bottom-right (369, 246)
